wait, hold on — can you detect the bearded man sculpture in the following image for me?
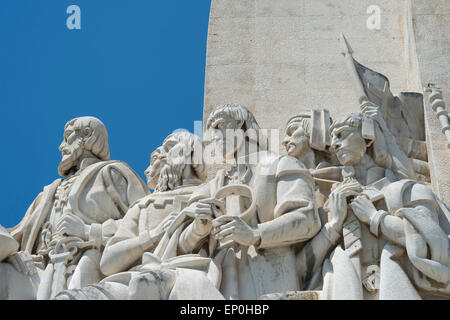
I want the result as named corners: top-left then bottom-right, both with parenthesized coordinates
top-left (99, 131), bottom-right (206, 277)
top-left (54, 130), bottom-right (209, 300)
top-left (0, 116), bottom-right (149, 299)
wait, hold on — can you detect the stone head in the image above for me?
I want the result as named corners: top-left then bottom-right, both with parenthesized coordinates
top-left (330, 113), bottom-right (367, 167)
top-left (282, 112), bottom-right (312, 159)
top-left (144, 131), bottom-right (205, 192)
top-left (58, 116), bottom-right (110, 177)
top-left (205, 104), bottom-right (267, 160)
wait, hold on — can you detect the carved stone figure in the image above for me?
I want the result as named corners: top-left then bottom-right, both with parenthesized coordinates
top-left (297, 110), bottom-right (450, 299)
top-left (100, 131), bottom-right (207, 283)
top-left (308, 103), bottom-right (417, 187)
top-left (281, 109), bottom-right (340, 214)
top-left (1, 24), bottom-right (449, 300)
top-left (281, 110), bottom-right (334, 170)
top-left (0, 117), bottom-right (149, 299)
top-left (55, 130), bottom-right (212, 300)
top-left (150, 104), bottom-right (321, 299)
top-left (341, 34), bottom-right (430, 184)
top-left (99, 131), bottom-right (206, 277)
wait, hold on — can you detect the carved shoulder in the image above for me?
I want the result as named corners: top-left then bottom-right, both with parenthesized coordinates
top-left (275, 155), bottom-right (313, 184)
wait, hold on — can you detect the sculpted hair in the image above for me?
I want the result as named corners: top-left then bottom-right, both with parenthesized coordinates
top-left (207, 104), bottom-right (260, 131)
top-left (329, 113), bottom-right (362, 132)
top-left (206, 103), bottom-right (268, 151)
top-left (286, 112), bottom-right (313, 137)
top-left (65, 116), bottom-right (110, 161)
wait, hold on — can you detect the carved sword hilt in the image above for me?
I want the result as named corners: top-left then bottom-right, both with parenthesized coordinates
top-left (212, 183), bottom-right (257, 250)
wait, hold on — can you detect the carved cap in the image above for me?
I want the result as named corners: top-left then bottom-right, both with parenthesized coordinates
top-left (286, 111), bottom-right (312, 136)
top-left (329, 113), bottom-right (363, 133)
top-left (64, 116), bottom-right (110, 161)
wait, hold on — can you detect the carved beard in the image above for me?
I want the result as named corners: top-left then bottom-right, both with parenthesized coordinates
top-left (57, 140), bottom-right (84, 177)
top-left (155, 145), bottom-right (186, 192)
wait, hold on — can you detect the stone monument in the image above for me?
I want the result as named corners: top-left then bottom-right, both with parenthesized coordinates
top-left (0, 0), bottom-right (449, 300)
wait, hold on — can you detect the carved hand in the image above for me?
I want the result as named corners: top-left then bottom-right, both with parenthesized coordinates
top-left (332, 178), bottom-right (362, 196)
top-left (361, 102), bottom-right (388, 132)
top-left (212, 215), bottom-right (260, 247)
top-left (188, 198), bottom-right (223, 237)
top-left (55, 212), bottom-right (88, 240)
top-left (324, 190), bottom-right (348, 231)
top-left (193, 212), bottom-right (214, 237)
top-left (349, 195), bottom-right (377, 224)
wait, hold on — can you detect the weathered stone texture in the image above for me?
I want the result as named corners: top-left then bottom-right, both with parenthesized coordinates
top-left (204, 0), bottom-right (407, 135)
top-left (411, 0), bottom-right (450, 203)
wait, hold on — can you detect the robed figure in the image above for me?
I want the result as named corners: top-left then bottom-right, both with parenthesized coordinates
top-left (0, 117), bottom-right (148, 299)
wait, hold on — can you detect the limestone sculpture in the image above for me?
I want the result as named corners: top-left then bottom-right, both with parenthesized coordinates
top-left (1, 35), bottom-right (450, 301)
top-left (55, 130), bottom-right (214, 299)
top-left (134, 104), bottom-right (322, 300)
top-left (296, 109), bottom-right (450, 299)
top-left (0, 116), bottom-right (149, 299)
top-left (281, 109), bottom-right (334, 170)
top-left (2, 105), bottom-right (449, 300)
top-left (100, 131), bottom-right (206, 277)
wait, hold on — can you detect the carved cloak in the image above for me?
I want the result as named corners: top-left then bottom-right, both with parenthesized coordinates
top-left (322, 179), bottom-right (450, 299)
top-left (9, 160), bottom-right (149, 255)
top-left (154, 153), bottom-right (321, 299)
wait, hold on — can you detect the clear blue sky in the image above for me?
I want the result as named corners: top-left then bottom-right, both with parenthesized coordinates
top-left (0, 0), bottom-right (211, 227)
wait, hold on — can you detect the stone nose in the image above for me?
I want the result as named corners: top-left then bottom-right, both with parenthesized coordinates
top-left (281, 136), bottom-right (290, 146)
top-left (59, 141), bottom-right (66, 152)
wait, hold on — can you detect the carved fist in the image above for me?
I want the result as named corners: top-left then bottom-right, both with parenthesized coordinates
top-left (189, 199), bottom-right (221, 236)
top-left (360, 101), bottom-right (388, 131)
top-left (55, 213), bottom-right (88, 240)
top-left (349, 195), bottom-right (377, 224)
top-left (212, 215), bottom-right (260, 247)
top-left (324, 191), bottom-right (348, 231)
